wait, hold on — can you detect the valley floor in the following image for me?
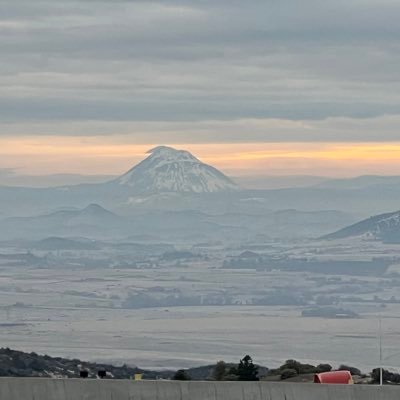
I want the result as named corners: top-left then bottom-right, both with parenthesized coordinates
top-left (0, 240), bottom-right (398, 373)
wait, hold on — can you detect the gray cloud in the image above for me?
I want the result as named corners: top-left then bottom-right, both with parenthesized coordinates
top-left (0, 0), bottom-right (399, 141)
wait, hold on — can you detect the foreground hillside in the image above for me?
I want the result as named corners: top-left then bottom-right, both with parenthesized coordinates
top-left (0, 348), bottom-right (391, 385)
top-left (0, 348), bottom-right (171, 379)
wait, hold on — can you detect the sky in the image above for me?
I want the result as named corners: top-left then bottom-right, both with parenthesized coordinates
top-left (1, 0), bottom-right (400, 180)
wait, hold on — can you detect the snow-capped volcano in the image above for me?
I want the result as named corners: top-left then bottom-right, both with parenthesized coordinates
top-left (115, 146), bottom-right (238, 193)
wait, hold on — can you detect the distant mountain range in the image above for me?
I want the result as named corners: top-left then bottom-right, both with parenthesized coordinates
top-left (2, 146), bottom-right (400, 242)
top-left (0, 202), bottom-right (354, 242)
top-left (0, 173), bottom-right (116, 188)
top-left (315, 175), bottom-right (400, 190)
top-left (322, 210), bottom-right (400, 243)
top-left (1, 204), bottom-right (127, 240)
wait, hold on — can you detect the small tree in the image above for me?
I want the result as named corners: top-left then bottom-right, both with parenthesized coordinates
top-left (225, 366), bottom-right (239, 381)
top-left (316, 364), bottom-right (332, 373)
top-left (280, 359), bottom-right (317, 375)
top-left (281, 360), bottom-right (301, 374)
top-left (173, 369), bottom-right (191, 381)
top-left (371, 368), bottom-right (400, 384)
top-left (338, 365), bottom-right (361, 376)
top-left (213, 361), bottom-right (227, 381)
top-left (237, 355), bottom-right (259, 381)
top-left (280, 368), bottom-right (298, 380)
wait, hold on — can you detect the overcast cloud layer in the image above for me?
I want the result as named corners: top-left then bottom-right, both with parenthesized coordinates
top-left (1, 0), bottom-right (399, 142)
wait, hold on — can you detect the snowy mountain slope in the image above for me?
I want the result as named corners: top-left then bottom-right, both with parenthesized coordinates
top-left (115, 146), bottom-right (238, 193)
top-left (322, 210), bottom-right (400, 241)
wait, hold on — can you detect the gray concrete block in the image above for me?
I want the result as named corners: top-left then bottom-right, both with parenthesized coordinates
top-left (1, 377), bottom-right (400, 400)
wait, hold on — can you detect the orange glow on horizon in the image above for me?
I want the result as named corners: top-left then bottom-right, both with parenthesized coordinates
top-left (1, 136), bottom-right (400, 177)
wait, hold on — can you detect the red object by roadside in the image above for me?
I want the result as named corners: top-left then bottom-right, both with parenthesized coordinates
top-left (314, 371), bottom-right (353, 384)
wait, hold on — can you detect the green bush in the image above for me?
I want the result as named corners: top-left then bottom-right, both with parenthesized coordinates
top-left (338, 365), bottom-right (361, 376)
top-left (173, 370), bottom-right (191, 381)
top-left (316, 364), bottom-right (332, 373)
top-left (280, 369), bottom-right (298, 380)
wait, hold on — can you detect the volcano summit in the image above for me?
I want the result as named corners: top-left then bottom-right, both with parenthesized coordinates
top-left (115, 146), bottom-right (238, 194)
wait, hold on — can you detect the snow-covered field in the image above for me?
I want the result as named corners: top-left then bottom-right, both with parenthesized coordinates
top-left (0, 239), bottom-right (399, 374)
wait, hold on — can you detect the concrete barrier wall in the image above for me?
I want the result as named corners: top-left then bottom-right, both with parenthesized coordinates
top-left (0, 378), bottom-right (399, 400)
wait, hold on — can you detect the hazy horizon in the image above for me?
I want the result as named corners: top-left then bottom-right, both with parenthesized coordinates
top-left (2, 148), bottom-right (400, 189)
top-left (2, 142), bottom-right (400, 185)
